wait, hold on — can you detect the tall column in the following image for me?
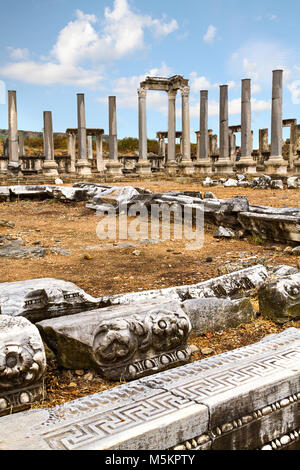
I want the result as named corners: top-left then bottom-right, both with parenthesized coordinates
top-left (42, 111), bottom-right (58, 176)
top-left (75, 94), bottom-right (91, 175)
top-left (165, 90), bottom-right (177, 175)
top-left (215, 85), bottom-right (233, 175)
top-left (106, 96), bottom-right (122, 176)
top-left (195, 132), bottom-right (200, 159)
top-left (18, 131), bottom-right (25, 156)
top-left (265, 70), bottom-right (287, 175)
top-left (179, 85), bottom-right (194, 175)
top-left (8, 90), bottom-right (21, 174)
top-left (67, 132), bottom-right (76, 173)
top-left (87, 135), bottom-right (93, 160)
top-left (195, 90), bottom-right (211, 174)
top-left (96, 134), bottom-right (105, 172)
top-left (236, 78), bottom-right (256, 174)
top-left (136, 88), bottom-right (151, 175)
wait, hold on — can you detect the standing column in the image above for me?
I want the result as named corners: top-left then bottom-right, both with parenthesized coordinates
top-left (136, 88), bottom-right (151, 175)
top-left (165, 89), bottom-right (177, 175)
top-left (215, 85), bottom-right (233, 175)
top-left (18, 131), bottom-right (25, 156)
top-left (106, 96), bottom-right (122, 176)
top-left (237, 78), bottom-right (256, 174)
top-left (87, 135), bottom-right (93, 160)
top-left (75, 93), bottom-right (91, 176)
top-left (42, 111), bottom-right (58, 177)
top-left (195, 89), bottom-right (211, 174)
top-left (8, 90), bottom-right (20, 174)
top-left (265, 70), bottom-right (287, 175)
top-left (195, 132), bottom-right (200, 159)
top-left (96, 133), bottom-right (105, 172)
top-left (179, 86), bottom-right (194, 175)
top-left (67, 132), bottom-right (76, 173)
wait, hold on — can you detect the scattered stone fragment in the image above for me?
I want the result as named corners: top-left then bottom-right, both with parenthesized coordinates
top-left (0, 242), bottom-right (46, 259)
top-left (0, 220), bottom-right (15, 228)
top-left (270, 180), bottom-right (284, 190)
top-left (258, 272), bottom-right (300, 323)
top-left (292, 246), bottom-right (300, 256)
top-left (132, 250), bottom-right (141, 256)
top-left (0, 315), bottom-right (46, 417)
top-left (50, 248), bottom-right (71, 256)
top-left (201, 348), bottom-right (214, 355)
top-left (214, 226), bottom-right (236, 239)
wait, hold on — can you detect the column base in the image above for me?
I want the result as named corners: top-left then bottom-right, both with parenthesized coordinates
top-left (7, 161), bottom-right (22, 177)
top-left (135, 159), bottom-right (152, 176)
top-left (164, 161), bottom-right (178, 176)
top-left (293, 160), bottom-right (300, 176)
top-left (235, 157), bottom-right (257, 174)
top-left (264, 157), bottom-right (288, 176)
top-left (96, 160), bottom-right (106, 172)
top-left (75, 159), bottom-right (92, 176)
top-left (178, 160), bottom-right (194, 176)
top-left (42, 160), bottom-right (59, 177)
top-left (194, 159), bottom-right (212, 175)
top-left (105, 160), bottom-right (123, 176)
top-left (0, 159), bottom-right (8, 174)
top-left (214, 159), bottom-right (234, 176)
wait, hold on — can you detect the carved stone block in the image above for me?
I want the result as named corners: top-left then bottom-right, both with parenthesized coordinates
top-left (0, 316), bottom-right (46, 417)
top-left (0, 278), bottom-right (101, 323)
top-left (258, 272), bottom-right (300, 323)
top-left (37, 303), bottom-right (196, 381)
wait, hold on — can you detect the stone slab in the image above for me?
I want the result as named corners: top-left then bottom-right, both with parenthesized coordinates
top-left (0, 328), bottom-right (299, 450)
top-left (0, 278), bottom-right (101, 322)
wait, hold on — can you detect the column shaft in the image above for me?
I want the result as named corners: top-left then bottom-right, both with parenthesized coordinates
top-left (219, 85), bottom-right (229, 159)
top-left (138, 89), bottom-right (147, 160)
top-left (168, 90), bottom-right (177, 161)
top-left (271, 70), bottom-right (283, 157)
top-left (181, 87), bottom-right (191, 160)
top-left (241, 79), bottom-right (252, 157)
top-left (109, 96), bottom-right (118, 160)
top-left (77, 94), bottom-right (87, 160)
top-left (8, 91), bottom-right (19, 163)
top-left (44, 111), bottom-right (54, 161)
top-left (200, 90), bottom-right (208, 158)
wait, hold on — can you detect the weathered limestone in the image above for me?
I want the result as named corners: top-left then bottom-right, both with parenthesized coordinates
top-left (75, 94), bottom-right (91, 176)
top-left (37, 303), bottom-right (196, 381)
top-left (136, 89), bottom-right (151, 175)
top-left (18, 131), bottom-right (25, 157)
top-left (236, 79), bottom-right (256, 174)
top-left (0, 278), bottom-right (101, 323)
top-left (0, 315), bottom-right (46, 417)
top-left (106, 96), bottom-right (122, 176)
top-left (67, 130), bottom-right (76, 173)
top-left (238, 211), bottom-right (300, 244)
top-left (100, 265), bottom-right (269, 307)
top-left (1, 328), bottom-right (300, 450)
top-left (178, 86), bottom-right (194, 175)
top-left (265, 70), bottom-right (288, 175)
top-left (195, 90), bottom-right (212, 175)
top-left (7, 91), bottom-right (21, 175)
top-left (95, 133), bottom-right (104, 172)
top-left (87, 135), bottom-right (93, 160)
top-left (215, 85), bottom-right (233, 175)
top-left (165, 89), bottom-right (178, 175)
top-left (42, 111), bottom-right (59, 177)
top-left (258, 272), bottom-right (300, 323)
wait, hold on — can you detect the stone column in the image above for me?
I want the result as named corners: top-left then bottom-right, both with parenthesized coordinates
top-left (87, 135), bottom-right (93, 160)
top-left (265, 70), bottom-right (287, 175)
top-left (136, 88), bottom-right (151, 176)
top-left (293, 124), bottom-right (300, 175)
top-left (67, 132), bottom-right (76, 173)
top-left (42, 111), bottom-right (58, 177)
top-left (165, 89), bottom-right (177, 175)
top-left (8, 90), bottom-right (21, 175)
top-left (18, 131), bottom-right (25, 156)
top-left (215, 85), bottom-right (233, 175)
top-left (195, 132), bottom-right (200, 159)
top-left (236, 79), bottom-right (256, 174)
top-left (75, 93), bottom-right (91, 176)
top-left (106, 96), bottom-right (122, 176)
top-left (178, 86), bottom-right (194, 175)
top-left (96, 134), bottom-right (105, 172)
top-left (195, 90), bottom-right (211, 174)
top-left (259, 129), bottom-right (269, 154)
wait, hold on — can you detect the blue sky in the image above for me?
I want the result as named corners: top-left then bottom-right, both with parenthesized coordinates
top-left (0, 0), bottom-right (300, 147)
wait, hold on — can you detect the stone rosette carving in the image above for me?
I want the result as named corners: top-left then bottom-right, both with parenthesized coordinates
top-left (0, 316), bottom-right (46, 416)
top-left (92, 308), bottom-right (193, 380)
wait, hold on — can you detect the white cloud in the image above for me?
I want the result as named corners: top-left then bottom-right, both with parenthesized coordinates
top-left (98, 63), bottom-right (173, 109)
top-left (203, 25), bottom-right (217, 44)
top-left (0, 1), bottom-right (178, 87)
top-left (288, 80), bottom-right (300, 104)
top-left (7, 47), bottom-right (30, 60)
top-left (268, 14), bottom-right (278, 21)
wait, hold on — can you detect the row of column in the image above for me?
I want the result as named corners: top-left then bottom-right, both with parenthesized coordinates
top-left (196, 70), bottom-right (287, 175)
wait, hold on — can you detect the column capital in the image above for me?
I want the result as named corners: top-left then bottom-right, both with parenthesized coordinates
top-left (181, 86), bottom-right (190, 98)
top-left (138, 88), bottom-right (147, 99)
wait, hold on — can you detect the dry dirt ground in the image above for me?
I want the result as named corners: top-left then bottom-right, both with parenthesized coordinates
top-left (1, 180), bottom-right (300, 409)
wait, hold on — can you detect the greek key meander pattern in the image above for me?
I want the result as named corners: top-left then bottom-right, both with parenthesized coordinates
top-left (43, 392), bottom-right (192, 450)
top-left (172, 391), bottom-right (300, 450)
top-left (40, 343), bottom-right (300, 450)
